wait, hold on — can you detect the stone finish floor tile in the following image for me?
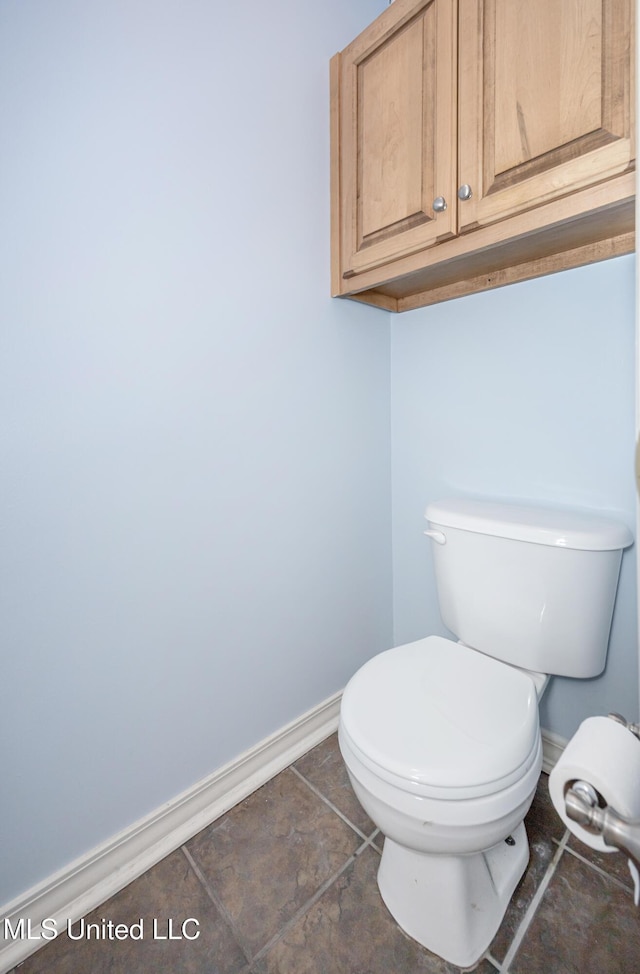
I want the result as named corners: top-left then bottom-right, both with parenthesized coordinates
top-left (252, 846), bottom-right (499, 974)
top-left (11, 848), bottom-right (248, 974)
top-left (8, 742), bottom-right (638, 974)
top-left (567, 834), bottom-right (637, 890)
top-left (489, 772), bottom-right (562, 961)
top-left (293, 732), bottom-right (376, 837)
top-left (511, 847), bottom-right (640, 974)
top-left (186, 766), bottom-right (361, 958)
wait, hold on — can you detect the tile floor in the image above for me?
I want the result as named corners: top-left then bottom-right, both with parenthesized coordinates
top-left (10, 733), bottom-right (640, 974)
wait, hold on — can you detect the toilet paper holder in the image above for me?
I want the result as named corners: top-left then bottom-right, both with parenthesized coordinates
top-left (565, 782), bottom-right (640, 872)
top-left (564, 714), bottom-right (640, 873)
top-left (606, 712), bottom-right (640, 740)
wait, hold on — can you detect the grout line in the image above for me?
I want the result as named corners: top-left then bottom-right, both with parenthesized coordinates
top-left (290, 765), bottom-right (376, 844)
top-left (180, 760), bottom-right (380, 972)
top-left (484, 950), bottom-right (503, 972)
top-left (499, 829), bottom-right (570, 973)
top-left (562, 843), bottom-right (635, 893)
top-left (356, 828), bottom-right (383, 856)
top-left (180, 845), bottom-right (253, 966)
top-left (370, 830), bottom-right (384, 855)
top-left (552, 831), bottom-right (635, 893)
top-left (247, 837), bottom-right (372, 968)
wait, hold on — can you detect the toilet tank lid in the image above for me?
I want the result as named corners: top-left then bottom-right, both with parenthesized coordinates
top-left (425, 498), bottom-right (633, 551)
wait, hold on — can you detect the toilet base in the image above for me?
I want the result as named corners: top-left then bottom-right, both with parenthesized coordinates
top-left (377, 821), bottom-right (529, 968)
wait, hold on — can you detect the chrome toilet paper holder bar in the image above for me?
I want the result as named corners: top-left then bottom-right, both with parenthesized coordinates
top-left (564, 714), bottom-right (640, 873)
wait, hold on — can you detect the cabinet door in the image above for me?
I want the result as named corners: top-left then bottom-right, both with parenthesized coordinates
top-left (334, 0), bottom-right (457, 284)
top-left (457, 0), bottom-right (635, 232)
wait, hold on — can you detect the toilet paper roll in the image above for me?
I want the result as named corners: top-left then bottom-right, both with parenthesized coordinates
top-left (549, 716), bottom-right (640, 853)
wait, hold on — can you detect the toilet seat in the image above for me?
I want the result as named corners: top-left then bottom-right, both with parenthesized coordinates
top-left (340, 635), bottom-right (540, 802)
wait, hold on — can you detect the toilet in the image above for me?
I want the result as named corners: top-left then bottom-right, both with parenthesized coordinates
top-left (339, 497), bottom-right (633, 968)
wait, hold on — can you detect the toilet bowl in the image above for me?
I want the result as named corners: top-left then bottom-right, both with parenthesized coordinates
top-left (338, 498), bottom-right (632, 967)
top-left (339, 635), bottom-right (542, 967)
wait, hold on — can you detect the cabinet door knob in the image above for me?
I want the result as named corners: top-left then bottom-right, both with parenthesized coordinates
top-left (457, 184), bottom-right (473, 201)
top-left (432, 196), bottom-right (447, 212)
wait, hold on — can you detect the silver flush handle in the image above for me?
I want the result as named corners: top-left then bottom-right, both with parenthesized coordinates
top-left (423, 529), bottom-right (446, 545)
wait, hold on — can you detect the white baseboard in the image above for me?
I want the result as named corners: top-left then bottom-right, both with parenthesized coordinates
top-left (541, 727), bottom-right (567, 774)
top-left (0, 691), bottom-right (342, 974)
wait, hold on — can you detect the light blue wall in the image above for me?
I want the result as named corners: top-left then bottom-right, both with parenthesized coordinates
top-left (391, 255), bottom-right (637, 740)
top-left (0, 0), bottom-right (390, 905)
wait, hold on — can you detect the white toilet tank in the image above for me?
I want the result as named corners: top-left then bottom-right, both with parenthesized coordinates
top-left (425, 498), bottom-right (633, 678)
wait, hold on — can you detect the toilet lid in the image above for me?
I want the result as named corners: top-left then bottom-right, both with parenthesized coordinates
top-left (341, 636), bottom-right (540, 798)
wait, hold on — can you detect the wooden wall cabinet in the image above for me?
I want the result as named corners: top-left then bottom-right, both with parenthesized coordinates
top-left (331, 0), bottom-right (635, 312)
